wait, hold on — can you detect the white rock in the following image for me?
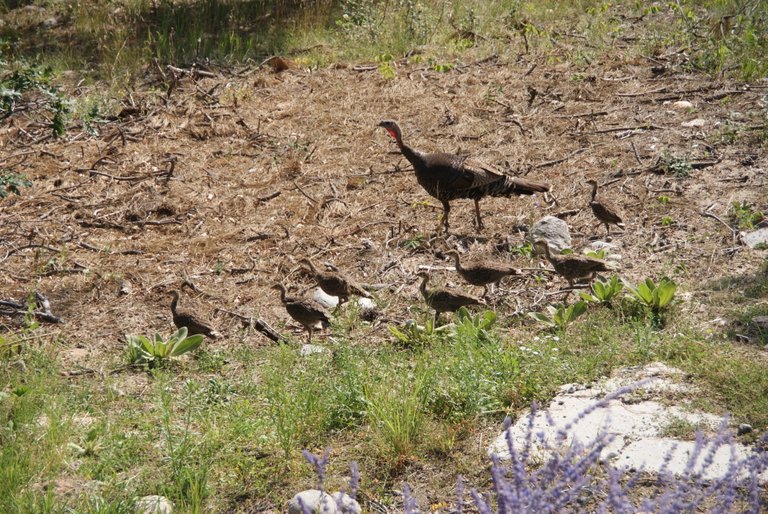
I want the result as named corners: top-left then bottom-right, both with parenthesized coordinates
top-left (530, 216), bottom-right (571, 253)
top-left (589, 241), bottom-right (617, 252)
top-left (288, 490), bottom-right (337, 514)
top-left (357, 297), bottom-right (376, 310)
top-left (135, 495), bottom-right (173, 514)
top-left (681, 118), bottom-right (706, 128)
top-left (671, 100), bottom-right (694, 109)
top-left (488, 362), bottom-right (767, 483)
top-left (331, 492), bottom-right (361, 514)
top-left (300, 344), bottom-right (330, 357)
top-left (313, 288), bottom-right (339, 309)
top-left (743, 228), bottom-right (768, 249)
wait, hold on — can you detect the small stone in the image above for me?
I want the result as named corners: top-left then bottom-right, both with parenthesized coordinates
top-left (135, 495), bottom-right (173, 514)
top-left (671, 100), bottom-right (694, 109)
top-left (331, 492), bottom-right (361, 514)
top-left (753, 316), bottom-right (768, 329)
top-left (681, 118), bottom-right (706, 128)
top-left (742, 228), bottom-right (768, 249)
top-left (530, 216), bottom-right (571, 253)
top-left (738, 424), bottom-right (753, 436)
top-left (357, 297), bottom-right (376, 310)
top-left (119, 280), bottom-right (133, 296)
top-left (300, 344), bottom-right (329, 357)
top-left (288, 490), bottom-right (337, 514)
top-left (589, 241), bottom-right (617, 252)
top-left (313, 288), bottom-right (339, 309)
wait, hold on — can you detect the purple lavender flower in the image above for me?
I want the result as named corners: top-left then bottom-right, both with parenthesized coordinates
top-left (302, 448), bottom-right (330, 491)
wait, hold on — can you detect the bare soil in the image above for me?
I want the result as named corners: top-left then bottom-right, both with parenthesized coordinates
top-left (1, 53), bottom-right (767, 508)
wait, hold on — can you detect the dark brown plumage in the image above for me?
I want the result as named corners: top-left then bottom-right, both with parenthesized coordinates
top-left (298, 258), bottom-right (371, 306)
top-left (416, 270), bottom-right (485, 323)
top-left (169, 290), bottom-right (221, 339)
top-left (378, 120), bottom-right (550, 232)
top-left (272, 283), bottom-right (331, 342)
top-left (586, 179), bottom-right (624, 236)
top-left (534, 240), bottom-right (619, 288)
top-left (444, 250), bottom-right (520, 296)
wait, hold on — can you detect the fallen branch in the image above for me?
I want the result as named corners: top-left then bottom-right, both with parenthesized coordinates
top-left (215, 308), bottom-right (287, 344)
top-left (0, 292), bottom-right (64, 323)
top-left (699, 210), bottom-right (740, 244)
top-left (533, 147), bottom-right (588, 169)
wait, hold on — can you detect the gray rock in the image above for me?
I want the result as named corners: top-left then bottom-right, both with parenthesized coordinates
top-left (530, 216), bottom-right (571, 253)
top-left (738, 424), bottom-right (753, 436)
top-left (288, 490), bottom-right (338, 514)
top-left (135, 495), bottom-right (173, 514)
top-left (313, 288), bottom-right (339, 309)
top-left (742, 228), bottom-right (768, 249)
top-left (331, 492), bottom-right (361, 514)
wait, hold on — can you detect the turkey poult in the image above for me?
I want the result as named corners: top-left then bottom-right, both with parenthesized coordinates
top-left (378, 120), bottom-right (550, 232)
top-left (169, 290), bottom-right (221, 339)
top-left (443, 250), bottom-right (520, 297)
top-left (533, 240), bottom-right (619, 288)
top-left (416, 270), bottom-right (485, 324)
top-left (298, 258), bottom-right (371, 306)
top-left (586, 179), bottom-right (624, 236)
top-left (271, 283), bottom-right (331, 342)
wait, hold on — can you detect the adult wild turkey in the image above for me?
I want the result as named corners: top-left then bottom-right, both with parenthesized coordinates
top-left (272, 283), bottom-right (331, 342)
top-left (298, 258), bottom-right (371, 306)
top-left (586, 179), bottom-right (624, 236)
top-left (378, 120), bottom-right (550, 231)
top-left (169, 290), bottom-right (221, 339)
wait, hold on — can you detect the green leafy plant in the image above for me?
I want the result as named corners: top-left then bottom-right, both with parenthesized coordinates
top-left (657, 195), bottom-right (670, 205)
top-left (402, 234), bottom-right (426, 250)
top-left (389, 318), bottom-right (437, 347)
top-left (0, 170), bottom-right (32, 199)
top-left (731, 201), bottom-right (764, 230)
top-left (1, 62), bottom-right (70, 136)
top-left (529, 301), bottom-right (588, 333)
top-left (376, 54), bottom-right (396, 80)
top-left (580, 275), bottom-right (624, 305)
top-left (660, 153), bottom-right (693, 178)
top-left (509, 241), bottom-right (533, 258)
top-left (625, 277), bottom-right (677, 325)
top-left (126, 327), bottom-right (204, 366)
top-left (584, 248), bottom-right (607, 259)
top-left (661, 216), bottom-right (674, 227)
top-left (454, 307), bottom-right (496, 343)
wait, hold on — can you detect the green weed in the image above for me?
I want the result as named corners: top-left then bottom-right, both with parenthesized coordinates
top-left (529, 301), bottom-right (588, 334)
top-left (730, 201), bottom-right (764, 230)
top-left (625, 277), bottom-right (677, 326)
top-left (126, 328), bottom-right (204, 366)
top-left (363, 363), bottom-right (431, 462)
top-left (580, 275), bottom-right (624, 306)
top-left (659, 152), bottom-right (693, 178)
top-left (0, 170), bottom-right (31, 199)
top-left (262, 347), bottom-right (332, 459)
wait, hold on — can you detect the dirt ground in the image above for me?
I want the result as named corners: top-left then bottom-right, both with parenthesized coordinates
top-left (2, 54), bottom-right (766, 352)
top-left (1, 51), bottom-right (767, 509)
